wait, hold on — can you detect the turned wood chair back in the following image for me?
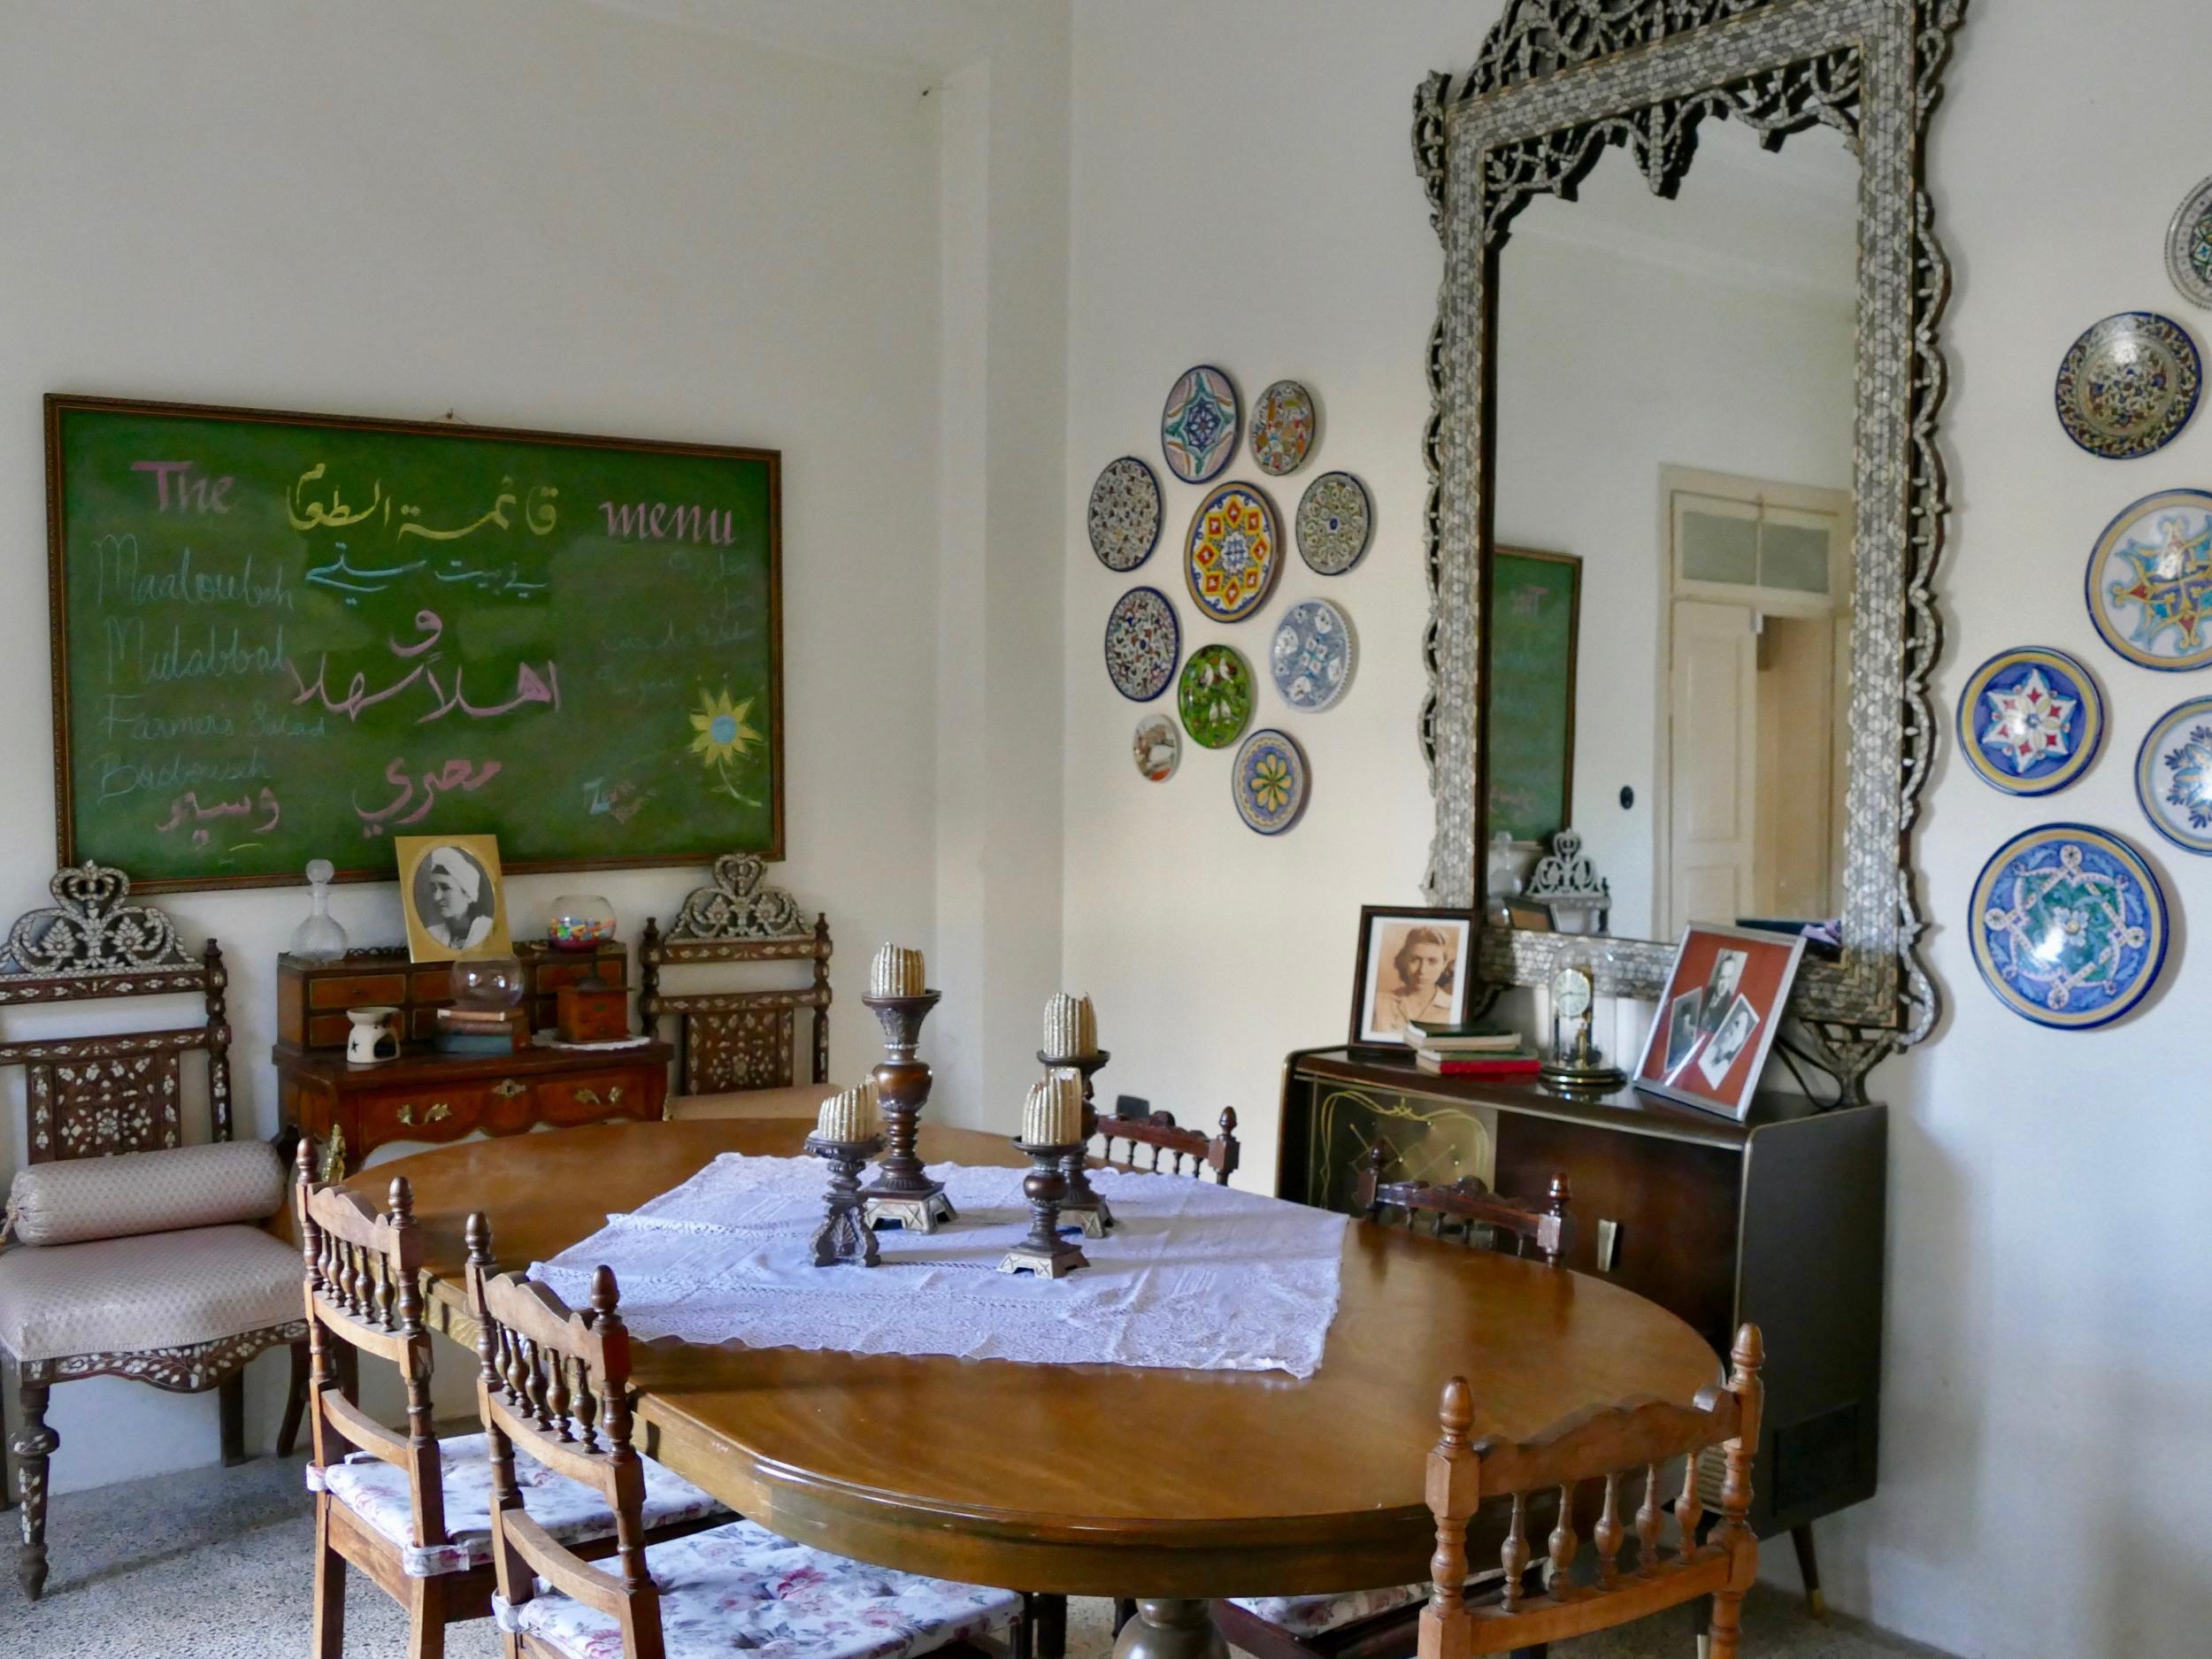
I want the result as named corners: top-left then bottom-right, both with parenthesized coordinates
top-left (295, 1135), bottom-right (449, 1555)
top-left (0, 864), bottom-right (233, 1164)
top-left (1419, 1325), bottom-right (1764, 1659)
top-left (468, 1252), bottom-right (664, 1658)
top-left (1094, 1098), bottom-right (1240, 1185)
top-left (640, 855), bottom-right (830, 1099)
top-left (1356, 1141), bottom-right (1571, 1267)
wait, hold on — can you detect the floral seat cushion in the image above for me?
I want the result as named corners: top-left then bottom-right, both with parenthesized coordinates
top-left (508, 1516), bottom-right (1023, 1659)
top-left (1229, 1584), bottom-right (1427, 1637)
top-left (317, 1432), bottom-right (726, 1578)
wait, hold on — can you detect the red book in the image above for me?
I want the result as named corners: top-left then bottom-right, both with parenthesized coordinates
top-left (1416, 1052), bottom-right (1543, 1077)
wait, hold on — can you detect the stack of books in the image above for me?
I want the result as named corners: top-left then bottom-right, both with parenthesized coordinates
top-left (434, 1004), bottom-right (527, 1056)
top-left (1406, 1020), bottom-right (1541, 1078)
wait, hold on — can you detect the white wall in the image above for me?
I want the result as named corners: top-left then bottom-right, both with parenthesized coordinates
top-left (0, 0), bottom-right (948, 1491)
top-left (1064, 4), bottom-right (2212, 1658)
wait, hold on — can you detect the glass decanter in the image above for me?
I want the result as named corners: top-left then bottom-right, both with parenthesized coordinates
top-left (289, 859), bottom-right (349, 961)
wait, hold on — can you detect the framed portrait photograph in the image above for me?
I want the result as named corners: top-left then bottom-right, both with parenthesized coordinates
top-left (396, 833), bottom-right (513, 964)
top-left (1348, 906), bottom-right (1480, 1050)
top-left (1632, 924), bottom-right (1806, 1118)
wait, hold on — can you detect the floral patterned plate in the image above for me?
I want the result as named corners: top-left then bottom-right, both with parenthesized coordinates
top-left (1249, 380), bottom-right (1316, 475)
top-left (2135, 697), bottom-right (2212, 855)
top-left (1161, 365), bottom-right (1240, 484)
top-left (1232, 727), bottom-right (1309, 835)
top-left (1270, 598), bottom-right (1356, 712)
top-left (1185, 480), bottom-right (1282, 624)
top-left (1103, 586), bottom-right (1179, 702)
top-left (2053, 311), bottom-right (2201, 458)
top-left (2166, 175), bottom-right (2212, 309)
top-left (1133, 713), bottom-right (1180, 782)
top-left (1955, 646), bottom-right (2102, 795)
top-left (1089, 457), bottom-right (1163, 571)
top-left (1178, 643), bottom-right (1254, 749)
top-left (2084, 488), bottom-right (2212, 669)
top-left (1295, 472), bottom-right (1371, 575)
top-left (1969, 823), bottom-right (2166, 1029)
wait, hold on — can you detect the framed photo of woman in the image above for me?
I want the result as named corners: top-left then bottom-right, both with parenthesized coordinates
top-left (396, 833), bottom-right (513, 963)
top-left (1348, 906), bottom-right (1480, 1050)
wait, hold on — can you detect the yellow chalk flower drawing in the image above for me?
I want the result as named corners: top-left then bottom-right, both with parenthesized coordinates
top-left (688, 686), bottom-right (763, 803)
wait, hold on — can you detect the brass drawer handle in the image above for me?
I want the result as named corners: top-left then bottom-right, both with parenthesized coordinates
top-left (573, 1085), bottom-right (624, 1108)
top-left (396, 1102), bottom-right (453, 1127)
top-left (491, 1079), bottom-right (528, 1100)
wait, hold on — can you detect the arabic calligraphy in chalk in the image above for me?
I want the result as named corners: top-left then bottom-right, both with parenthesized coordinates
top-left (283, 610), bottom-right (561, 725)
top-left (288, 465), bottom-right (556, 603)
top-left (156, 785), bottom-right (282, 849)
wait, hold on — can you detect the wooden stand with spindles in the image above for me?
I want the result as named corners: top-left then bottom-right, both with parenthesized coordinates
top-left (999, 1141), bottom-right (1088, 1279)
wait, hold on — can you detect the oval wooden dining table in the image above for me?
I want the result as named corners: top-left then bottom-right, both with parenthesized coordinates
top-left (350, 1118), bottom-right (1722, 1659)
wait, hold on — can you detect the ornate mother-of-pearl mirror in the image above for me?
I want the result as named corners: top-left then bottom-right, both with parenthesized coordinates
top-left (1414, 0), bottom-right (1965, 1096)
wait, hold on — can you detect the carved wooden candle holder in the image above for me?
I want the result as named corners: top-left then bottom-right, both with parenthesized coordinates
top-left (1037, 1047), bottom-right (1112, 1236)
top-left (999, 1141), bottom-right (1088, 1279)
top-left (860, 990), bottom-right (956, 1233)
top-left (805, 1133), bottom-right (886, 1267)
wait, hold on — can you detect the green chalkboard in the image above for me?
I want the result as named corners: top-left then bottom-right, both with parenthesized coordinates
top-left (47, 396), bottom-right (781, 892)
top-left (1486, 546), bottom-right (1579, 845)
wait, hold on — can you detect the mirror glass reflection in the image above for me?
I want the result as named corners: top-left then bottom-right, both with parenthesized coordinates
top-left (1489, 116), bottom-right (1860, 941)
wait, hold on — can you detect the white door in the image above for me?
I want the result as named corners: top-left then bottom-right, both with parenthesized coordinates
top-left (1666, 599), bottom-right (1758, 933)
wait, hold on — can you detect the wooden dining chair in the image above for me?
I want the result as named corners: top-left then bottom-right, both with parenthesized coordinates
top-left (1417, 1324), bottom-right (1765, 1659)
top-left (1355, 1142), bottom-right (1572, 1267)
top-left (472, 1254), bottom-right (1025, 1659)
top-left (1093, 1098), bottom-right (1240, 1184)
top-left (297, 1143), bottom-right (727, 1659)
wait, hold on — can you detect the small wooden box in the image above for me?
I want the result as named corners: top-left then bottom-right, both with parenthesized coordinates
top-left (557, 984), bottom-right (631, 1044)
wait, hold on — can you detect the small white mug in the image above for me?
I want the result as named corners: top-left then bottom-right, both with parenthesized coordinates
top-left (345, 1005), bottom-right (400, 1066)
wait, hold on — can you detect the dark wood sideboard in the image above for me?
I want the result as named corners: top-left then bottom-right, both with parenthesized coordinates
top-left (1278, 1048), bottom-right (1883, 1563)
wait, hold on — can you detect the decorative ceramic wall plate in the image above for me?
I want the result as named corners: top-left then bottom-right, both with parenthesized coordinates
top-left (1160, 365), bottom-right (1240, 484)
top-left (1955, 646), bottom-right (2103, 795)
top-left (1295, 472), bottom-right (1372, 575)
top-left (2085, 488), bottom-right (2212, 669)
top-left (2134, 696), bottom-right (2212, 854)
top-left (1248, 380), bottom-right (1317, 475)
top-left (1088, 457), bottom-right (1163, 571)
top-left (1970, 824), bottom-right (2166, 1029)
top-left (1132, 713), bottom-right (1180, 782)
top-left (1102, 586), bottom-right (1179, 702)
top-left (2166, 175), bottom-right (2212, 310)
top-left (1232, 727), bottom-right (1309, 836)
top-left (1270, 598), bottom-right (1356, 712)
top-left (1177, 643), bottom-right (1254, 749)
top-left (1185, 481), bottom-right (1282, 624)
top-left (2053, 311), bottom-right (2201, 458)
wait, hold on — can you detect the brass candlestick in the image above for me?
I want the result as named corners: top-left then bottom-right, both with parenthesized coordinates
top-left (1037, 1048), bottom-right (1113, 1236)
top-left (861, 990), bottom-right (956, 1233)
top-left (805, 1133), bottom-right (885, 1267)
top-left (999, 1141), bottom-right (1088, 1279)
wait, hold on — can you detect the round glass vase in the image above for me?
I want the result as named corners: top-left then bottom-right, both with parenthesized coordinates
top-left (450, 947), bottom-right (526, 1011)
top-left (547, 894), bottom-right (617, 951)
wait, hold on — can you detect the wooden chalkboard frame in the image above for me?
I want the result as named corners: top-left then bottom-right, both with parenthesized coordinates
top-left (45, 393), bottom-right (783, 892)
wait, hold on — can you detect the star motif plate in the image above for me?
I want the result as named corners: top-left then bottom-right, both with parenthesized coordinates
top-left (2053, 311), bottom-right (2201, 458)
top-left (1295, 472), bottom-right (1372, 575)
top-left (1177, 643), bottom-right (1254, 749)
top-left (1185, 480), bottom-right (1282, 624)
top-left (1161, 365), bottom-right (1240, 484)
top-left (2166, 175), bottom-right (2212, 310)
top-left (1970, 824), bottom-right (2167, 1030)
top-left (1133, 713), bottom-right (1180, 783)
top-left (1102, 586), bottom-right (1179, 703)
top-left (1248, 380), bottom-right (1317, 475)
top-left (2135, 697), bottom-right (2212, 855)
top-left (2085, 488), bottom-right (2212, 669)
top-left (1955, 646), bottom-right (2102, 795)
top-left (1270, 598), bottom-right (1356, 712)
top-left (1088, 457), bottom-right (1163, 571)
top-left (1231, 727), bottom-right (1308, 836)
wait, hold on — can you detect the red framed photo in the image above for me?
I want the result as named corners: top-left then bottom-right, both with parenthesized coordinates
top-left (1632, 925), bottom-right (1806, 1118)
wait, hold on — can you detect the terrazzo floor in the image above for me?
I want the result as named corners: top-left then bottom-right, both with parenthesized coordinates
top-left (0, 1454), bottom-right (1951, 1659)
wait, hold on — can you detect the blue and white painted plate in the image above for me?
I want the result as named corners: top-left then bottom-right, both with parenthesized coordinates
top-left (2135, 697), bottom-right (2212, 854)
top-left (1103, 586), bottom-right (1179, 702)
top-left (1270, 598), bottom-right (1356, 711)
top-left (1232, 728), bottom-right (1309, 835)
top-left (1161, 365), bottom-right (1240, 484)
top-left (1955, 646), bottom-right (2103, 795)
top-left (2054, 311), bottom-right (2200, 459)
top-left (1969, 824), bottom-right (2167, 1029)
top-left (1088, 456), bottom-right (1163, 572)
top-left (2084, 488), bottom-right (2212, 669)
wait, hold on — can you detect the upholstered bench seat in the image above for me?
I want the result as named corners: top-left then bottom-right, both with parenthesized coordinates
top-left (663, 1084), bottom-right (836, 1122)
top-left (317, 1431), bottom-right (729, 1578)
top-left (504, 1516), bottom-right (1021, 1659)
top-left (1226, 1586), bottom-right (1426, 1638)
top-left (0, 1222), bottom-right (300, 1363)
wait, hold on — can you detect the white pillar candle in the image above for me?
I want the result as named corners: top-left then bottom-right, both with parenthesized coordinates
top-left (1043, 992), bottom-right (1098, 1059)
top-left (1022, 1069), bottom-right (1086, 1147)
top-left (869, 943), bottom-right (926, 998)
top-left (817, 1079), bottom-right (881, 1142)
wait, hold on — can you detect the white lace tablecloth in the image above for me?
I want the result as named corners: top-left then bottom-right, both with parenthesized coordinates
top-left (533, 1156), bottom-right (1348, 1377)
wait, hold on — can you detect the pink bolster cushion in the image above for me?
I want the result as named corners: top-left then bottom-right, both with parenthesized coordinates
top-left (5, 1140), bottom-right (286, 1247)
